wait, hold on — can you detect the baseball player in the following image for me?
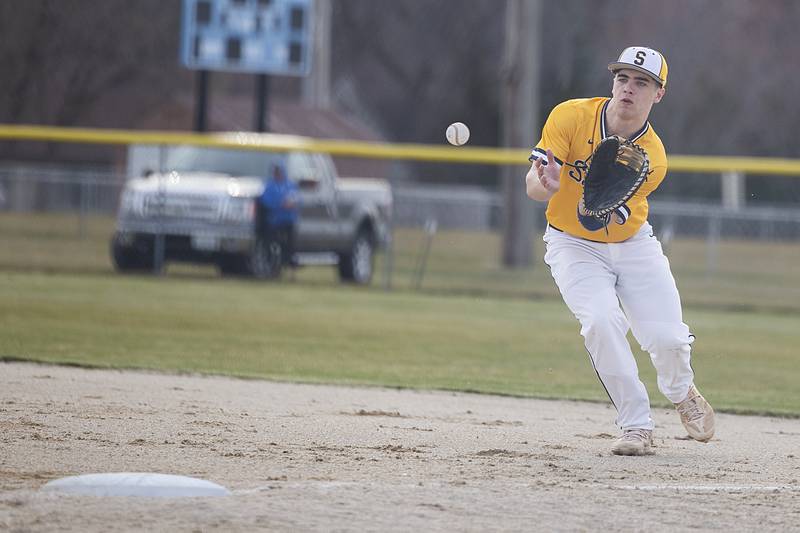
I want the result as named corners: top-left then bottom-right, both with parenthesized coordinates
top-left (526, 46), bottom-right (715, 455)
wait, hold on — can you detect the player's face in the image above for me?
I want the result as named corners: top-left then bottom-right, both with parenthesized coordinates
top-left (611, 69), bottom-right (665, 118)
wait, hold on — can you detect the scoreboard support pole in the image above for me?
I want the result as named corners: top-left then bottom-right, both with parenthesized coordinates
top-left (194, 69), bottom-right (210, 132)
top-left (255, 73), bottom-right (270, 133)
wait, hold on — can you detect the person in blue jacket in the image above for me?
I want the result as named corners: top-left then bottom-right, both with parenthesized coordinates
top-left (258, 162), bottom-right (299, 265)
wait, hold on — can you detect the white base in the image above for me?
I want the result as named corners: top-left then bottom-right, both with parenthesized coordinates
top-left (41, 472), bottom-right (231, 498)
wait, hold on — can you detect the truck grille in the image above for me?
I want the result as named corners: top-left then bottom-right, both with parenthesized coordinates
top-left (142, 194), bottom-right (221, 221)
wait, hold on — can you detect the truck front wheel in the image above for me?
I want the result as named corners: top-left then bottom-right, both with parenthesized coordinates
top-left (110, 232), bottom-right (156, 273)
top-left (338, 230), bottom-right (374, 284)
top-left (246, 238), bottom-right (282, 279)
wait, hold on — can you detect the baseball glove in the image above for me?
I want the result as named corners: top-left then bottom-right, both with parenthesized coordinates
top-left (582, 135), bottom-right (649, 218)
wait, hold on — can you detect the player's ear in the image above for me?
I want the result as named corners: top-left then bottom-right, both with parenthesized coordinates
top-left (654, 87), bottom-right (666, 103)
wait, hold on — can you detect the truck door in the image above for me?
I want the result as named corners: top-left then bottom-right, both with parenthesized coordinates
top-left (312, 153), bottom-right (348, 248)
top-left (288, 152), bottom-right (338, 251)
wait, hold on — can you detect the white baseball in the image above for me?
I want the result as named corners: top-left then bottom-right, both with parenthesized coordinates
top-left (446, 122), bottom-right (470, 146)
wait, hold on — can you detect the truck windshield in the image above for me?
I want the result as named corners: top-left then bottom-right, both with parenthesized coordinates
top-left (164, 146), bottom-right (285, 178)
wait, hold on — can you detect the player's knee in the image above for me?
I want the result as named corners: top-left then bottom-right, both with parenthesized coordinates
top-left (633, 321), bottom-right (692, 354)
top-left (640, 330), bottom-right (693, 355)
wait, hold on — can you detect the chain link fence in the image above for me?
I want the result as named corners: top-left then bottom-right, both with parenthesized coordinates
top-left (1, 163), bottom-right (799, 311)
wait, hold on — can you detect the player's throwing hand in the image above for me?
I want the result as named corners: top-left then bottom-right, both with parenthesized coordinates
top-left (535, 149), bottom-right (561, 194)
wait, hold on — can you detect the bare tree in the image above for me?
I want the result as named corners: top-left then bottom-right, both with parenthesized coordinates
top-left (2, 0), bottom-right (798, 203)
top-left (0, 0), bottom-right (184, 127)
top-left (331, 0), bottom-right (506, 184)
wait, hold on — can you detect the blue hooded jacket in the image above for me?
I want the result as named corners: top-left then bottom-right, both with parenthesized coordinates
top-left (259, 164), bottom-right (299, 226)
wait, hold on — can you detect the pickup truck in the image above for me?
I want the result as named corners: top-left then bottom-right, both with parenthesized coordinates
top-left (111, 137), bottom-right (392, 284)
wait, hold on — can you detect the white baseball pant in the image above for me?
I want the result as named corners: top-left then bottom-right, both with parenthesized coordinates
top-left (543, 222), bottom-right (694, 431)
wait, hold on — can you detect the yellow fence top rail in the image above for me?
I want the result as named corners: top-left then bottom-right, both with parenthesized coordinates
top-left (2, 124), bottom-right (800, 175)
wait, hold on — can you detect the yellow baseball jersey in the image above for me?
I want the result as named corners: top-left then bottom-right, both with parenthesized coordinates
top-left (530, 97), bottom-right (667, 242)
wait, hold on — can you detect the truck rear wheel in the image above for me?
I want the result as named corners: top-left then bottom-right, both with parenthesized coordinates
top-left (338, 230), bottom-right (374, 284)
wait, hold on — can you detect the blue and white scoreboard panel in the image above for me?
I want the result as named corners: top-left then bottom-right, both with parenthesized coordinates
top-left (181, 0), bottom-right (312, 75)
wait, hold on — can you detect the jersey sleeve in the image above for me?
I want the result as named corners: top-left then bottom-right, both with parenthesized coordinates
top-left (637, 163), bottom-right (667, 198)
top-left (529, 101), bottom-right (577, 167)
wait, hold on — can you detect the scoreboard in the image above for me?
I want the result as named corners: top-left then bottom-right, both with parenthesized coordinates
top-left (180, 0), bottom-right (313, 76)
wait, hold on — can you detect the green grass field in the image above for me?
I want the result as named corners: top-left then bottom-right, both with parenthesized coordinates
top-left (2, 211), bottom-right (800, 311)
top-left (2, 211), bottom-right (799, 416)
top-left (1, 271), bottom-right (798, 416)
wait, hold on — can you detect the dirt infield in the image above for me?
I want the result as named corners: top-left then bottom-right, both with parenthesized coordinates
top-left (1, 362), bottom-right (799, 532)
